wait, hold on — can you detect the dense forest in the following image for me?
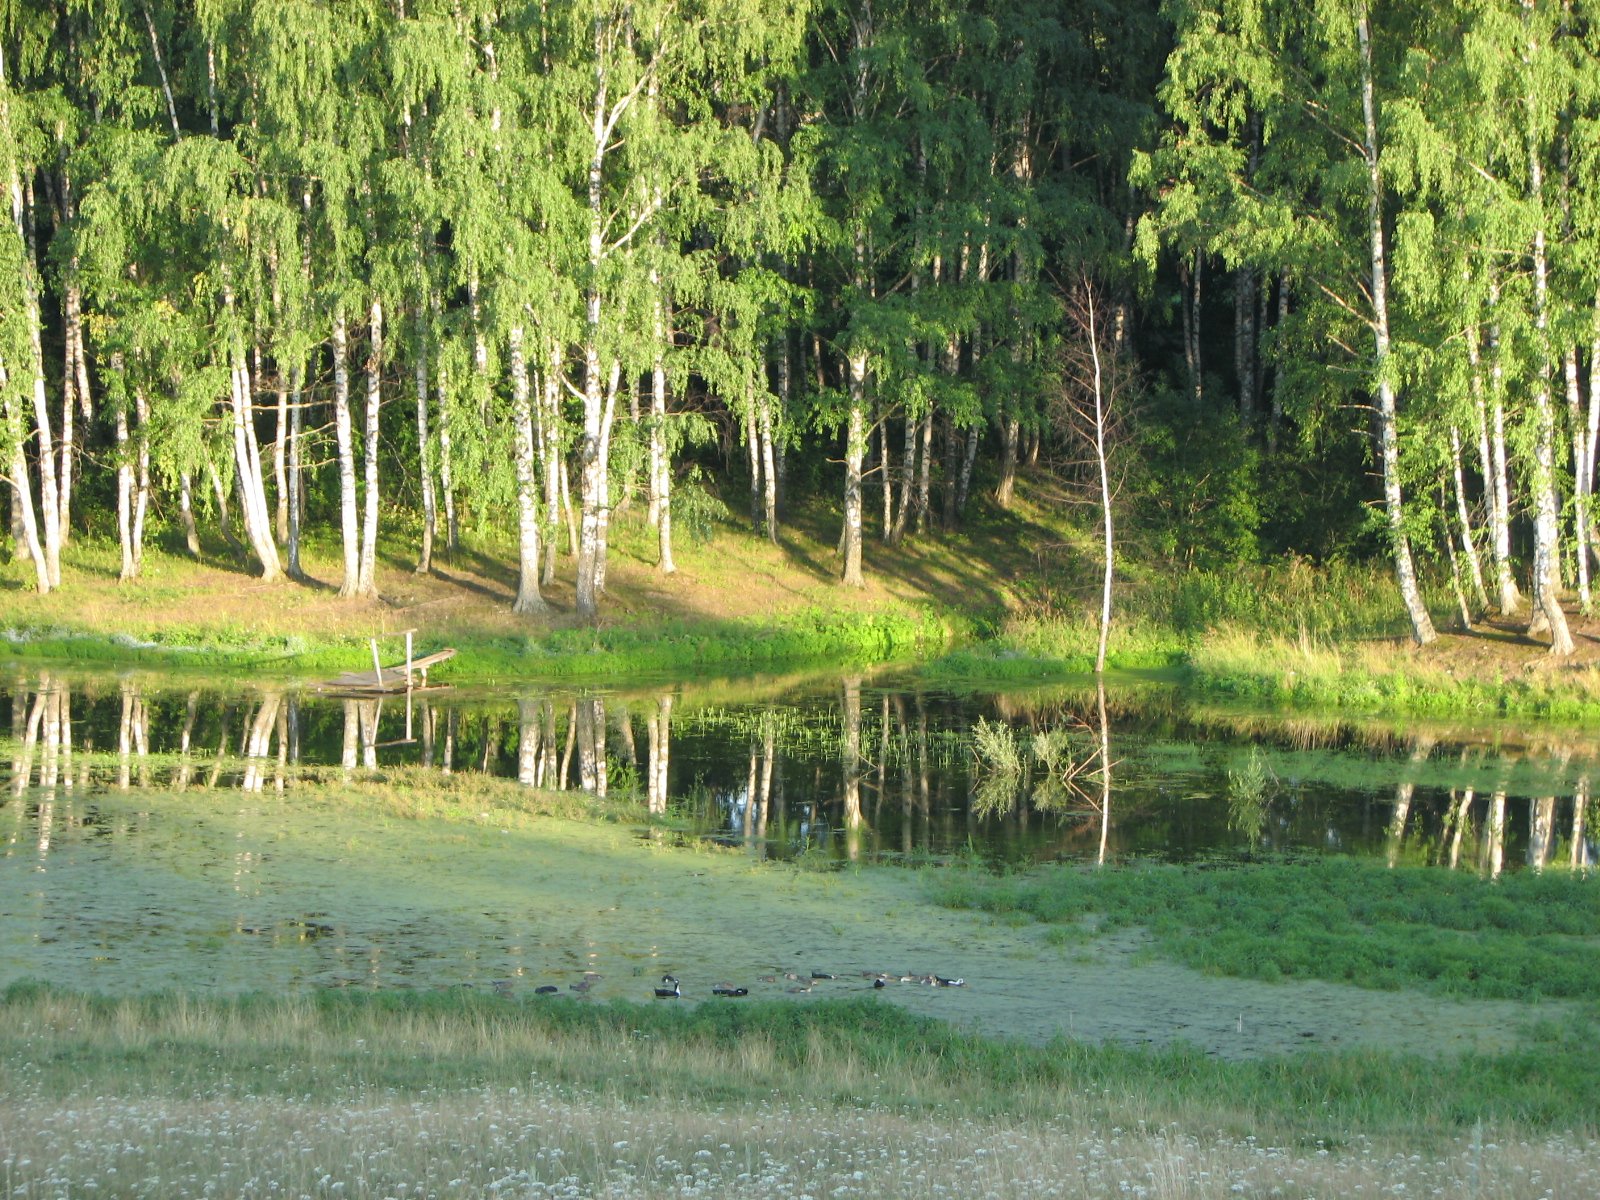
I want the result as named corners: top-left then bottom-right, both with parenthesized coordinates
top-left (2, 0), bottom-right (1599, 651)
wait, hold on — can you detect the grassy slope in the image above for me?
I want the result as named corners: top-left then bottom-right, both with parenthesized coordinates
top-left (0, 478), bottom-right (1134, 681)
top-left (9, 469), bottom-right (1600, 702)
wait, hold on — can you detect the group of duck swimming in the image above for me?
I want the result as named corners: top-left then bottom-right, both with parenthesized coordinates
top-left (649, 976), bottom-right (751, 998)
top-left (652, 970), bottom-right (964, 998)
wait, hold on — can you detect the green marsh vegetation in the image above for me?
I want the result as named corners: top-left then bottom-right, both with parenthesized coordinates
top-left (929, 857), bottom-right (1600, 1002)
top-left (0, 984), bottom-right (1593, 1136)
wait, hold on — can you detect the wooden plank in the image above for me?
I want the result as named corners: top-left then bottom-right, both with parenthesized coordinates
top-left (319, 647), bottom-right (457, 694)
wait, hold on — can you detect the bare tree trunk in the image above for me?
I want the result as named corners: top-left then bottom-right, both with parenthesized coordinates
top-left (356, 299), bottom-right (383, 598)
top-left (593, 360), bottom-right (620, 597)
top-left (178, 472), bottom-right (201, 557)
top-left (131, 387), bottom-right (150, 575)
top-left (541, 340), bottom-right (563, 586)
top-left (60, 278), bottom-right (89, 544)
top-left (1267, 271), bottom-right (1289, 453)
top-left (415, 308), bottom-right (436, 574)
top-left (649, 293), bottom-right (676, 575)
top-left (1086, 290), bottom-right (1114, 674)
top-left (1589, 286), bottom-right (1600, 565)
top-left (840, 353), bottom-right (867, 588)
top-left (1483, 287), bottom-right (1522, 613)
top-left (225, 311), bottom-right (282, 580)
top-left (1180, 249), bottom-right (1203, 406)
top-left (1566, 345), bottom-right (1589, 610)
top-left (273, 351), bottom-right (289, 546)
top-left (1359, 7), bottom-right (1435, 646)
top-left (764, 340), bottom-right (784, 541)
top-left (21, 262), bottom-right (61, 589)
top-left (958, 423), bottom-right (979, 515)
top-left (333, 306), bottom-right (361, 596)
top-left (1521, 14), bottom-right (1574, 654)
top-left (115, 366), bottom-right (134, 581)
top-left (2, 395), bottom-right (51, 595)
top-left (1449, 425), bottom-right (1490, 611)
top-left (286, 363), bottom-right (304, 580)
top-left (207, 460), bottom-right (247, 562)
top-left (576, 21), bottom-right (615, 622)
top-left (878, 420), bottom-right (892, 540)
top-left (1235, 264), bottom-right (1257, 427)
top-left (890, 413), bottom-right (915, 544)
top-left (916, 409), bottom-right (933, 536)
top-left (509, 324), bottom-right (546, 614)
top-left (995, 415), bottom-right (1019, 508)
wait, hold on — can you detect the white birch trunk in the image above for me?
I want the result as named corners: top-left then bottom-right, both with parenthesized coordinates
top-left (509, 324), bottom-right (546, 614)
top-left (357, 298), bottom-right (382, 598)
top-left (1449, 425), bottom-right (1490, 610)
top-left (1088, 292), bottom-right (1114, 674)
top-left (1358, 8), bottom-right (1435, 646)
top-left (576, 32), bottom-right (611, 622)
top-left (286, 362), bottom-right (304, 580)
top-left (652, 288), bottom-right (675, 573)
top-left (916, 409), bottom-right (932, 536)
top-left (0, 47), bottom-right (48, 595)
top-left (541, 340), bottom-right (562, 586)
top-left (1521, 12), bottom-right (1574, 654)
top-left (1566, 346), bottom-right (1588, 609)
top-left (332, 307), bottom-right (360, 596)
top-left (1589, 286), bottom-right (1600, 559)
top-left (759, 391), bottom-right (778, 544)
top-left (878, 421), bottom-right (892, 540)
top-left (648, 275), bottom-right (666, 530)
top-left (115, 365), bottom-right (133, 581)
top-left (23, 260), bottom-right (60, 591)
top-left (841, 351), bottom-right (868, 588)
top-left (593, 360), bottom-right (619, 597)
top-left (60, 278), bottom-right (89, 544)
top-left (131, 386), bottom-right (150, 579)
top-left (415, 307), bottom-right (435, 575)
top-left (178, 472), bottom-right (201, 557)
top-left (1486, 286), bottom-right (1522, 613)
top-left (890, 412), bottom-right (915, 544)
top-left (225, 313), bottom-right (282, 581)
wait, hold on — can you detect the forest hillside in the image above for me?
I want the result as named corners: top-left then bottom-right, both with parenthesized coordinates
top-left (4, 0), bottom-right (1600, 667)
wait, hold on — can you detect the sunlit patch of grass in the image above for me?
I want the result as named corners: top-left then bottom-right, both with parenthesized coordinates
top-left (1188, 626), bottom-right (1600, 718)
top-left (929, 857), bottom-right (1600, 1002)
top-left (1, 985), bottom-right (1598, 1199)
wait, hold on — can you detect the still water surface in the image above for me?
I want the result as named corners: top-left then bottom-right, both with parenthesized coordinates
top-left (1, 663), bottom-right (1594, 1035)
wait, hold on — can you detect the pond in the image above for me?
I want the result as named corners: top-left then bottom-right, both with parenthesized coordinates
top-left (1, 662), bottom-right (1592, 1054)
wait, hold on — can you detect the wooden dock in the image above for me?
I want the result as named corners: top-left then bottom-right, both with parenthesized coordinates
top-left (318, 631), bottom-right (456, 695)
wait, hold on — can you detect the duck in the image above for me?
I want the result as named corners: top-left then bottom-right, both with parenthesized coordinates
top-left (711, 984), bottom-right (749, 997)
top-left (654, 974), bottom-right (681, 999)
top-left (934, 976), bottom-right (965, 988)
top-left (535, 985), bottom-right (559, 995)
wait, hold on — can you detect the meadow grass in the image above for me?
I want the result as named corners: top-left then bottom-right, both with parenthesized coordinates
top-left (1, 986), bottom-right (1597, 1198)
top-left (928, 856), bottom-right (1600, 1002)
top-left (1185, 626), bottom-right (1600, 719)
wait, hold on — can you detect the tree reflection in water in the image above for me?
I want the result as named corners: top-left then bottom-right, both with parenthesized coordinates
top-left (3, 669), bottom-right (1599, 870)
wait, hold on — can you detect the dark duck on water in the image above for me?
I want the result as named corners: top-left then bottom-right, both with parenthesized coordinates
top-left (654, 974), bottom-right (681, 999)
